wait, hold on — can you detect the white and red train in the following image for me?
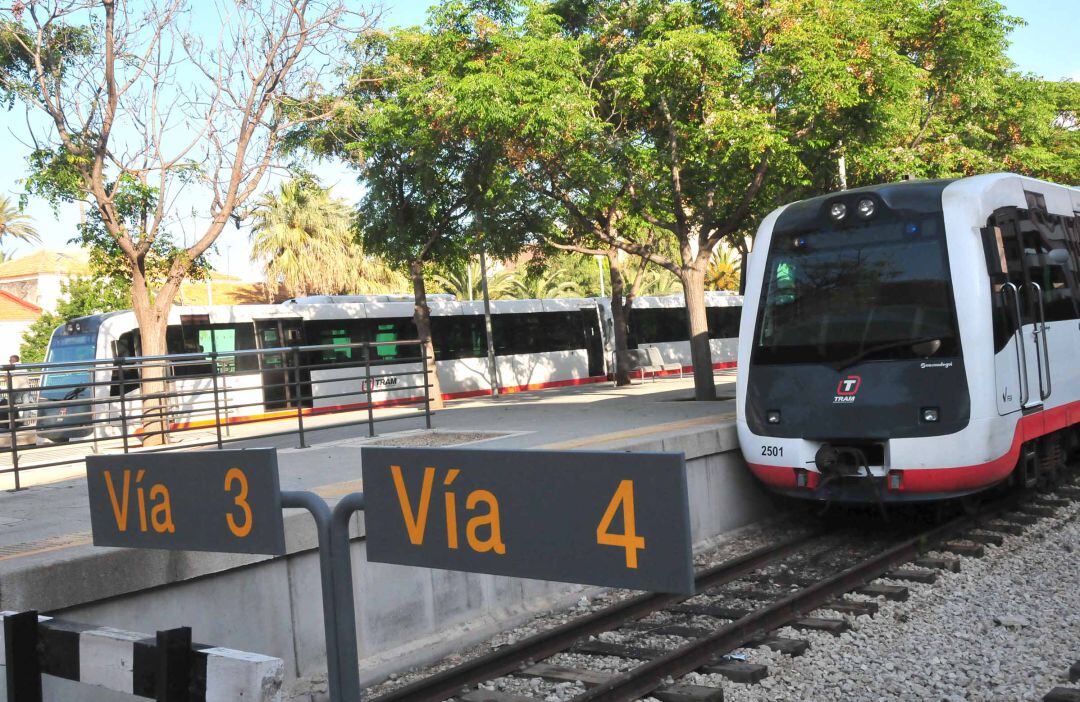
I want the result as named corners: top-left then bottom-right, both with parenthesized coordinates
top-left (37, 292), bottom-right (741, 439)
top-left (738, 173), bottom-right (1080, 503)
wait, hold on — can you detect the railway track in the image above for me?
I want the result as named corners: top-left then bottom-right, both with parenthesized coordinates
top-left (369, 485), bottom-right (1077, 702)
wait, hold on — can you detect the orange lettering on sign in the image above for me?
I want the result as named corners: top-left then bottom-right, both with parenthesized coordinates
top-left (596, 480), bottom-right (645, 568)
top-left (104, 469), bottom-right (132, 532)
top-left (391, 465), bottom-right (435, 545)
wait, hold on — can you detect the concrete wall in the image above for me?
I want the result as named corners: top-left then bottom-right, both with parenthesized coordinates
top-left (15, 422), bottom-right (773, 701)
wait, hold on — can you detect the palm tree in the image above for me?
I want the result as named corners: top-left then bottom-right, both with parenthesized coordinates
top-left (0, 196), bottom-right (41, 247)
top-left (251, 180), bottom-right (404, 296)
top-left (430, 258), bottom-right (515, 300)
top-left (509, 263), bottom-right (584, 299)
top-left (705, 247), bottom-right (741, 291)
top-left (638, 266), bottom-right (682, 296)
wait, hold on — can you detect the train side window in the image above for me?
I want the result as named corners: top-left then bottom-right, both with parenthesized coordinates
top-left (628, 308), bottom-right (688, 347)
top-left (109, 331), bottom-right (142, 396)
top-left (431, 315), bottom-right (486, 360)
top-left (706, 307), bottom-right (741, 339)
top-left (373, 318), bottom-right (420, 362)
top-left (169, 323), bottom-right (257, 375)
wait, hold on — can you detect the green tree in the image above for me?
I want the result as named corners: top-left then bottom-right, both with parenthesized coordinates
top-left (509, 259), bottom-right (584, 299)
top-left (430, 258), bottom-right (515, 301)
top-left (291, 5), bottom-right (549, 404)
top-left (20, 276), bottom-right (130, 363)
top-left (0, 195), bottom-right (39, 248)
top-left (251, 180), bottom-right (406, 297)
top-left (3, 0), bottom-right (361, 443)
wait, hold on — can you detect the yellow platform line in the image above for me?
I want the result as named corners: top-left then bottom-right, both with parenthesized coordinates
top-left (539, 413), bottom-right (735, 450)
top-left (0, 533), bottom-right (94, 562)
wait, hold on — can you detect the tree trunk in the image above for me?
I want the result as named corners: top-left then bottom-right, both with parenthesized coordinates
top-left (606, 252), bottom-right (632, 386)
top-left (130, 275), bottom-right (170, 446)
top-left (410, 259), bottom-right (444, 410)
top-left (682, 264), bottom-right (716, 401)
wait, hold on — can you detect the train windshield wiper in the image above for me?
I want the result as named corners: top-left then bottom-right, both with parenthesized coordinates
top-left (831, 336), bottom-right (942, 372)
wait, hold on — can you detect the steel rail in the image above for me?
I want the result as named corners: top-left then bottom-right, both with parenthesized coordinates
top-left (368, 532), bottom-right (819, 702)
top-left (572, 505), bottom-right (1007, 702)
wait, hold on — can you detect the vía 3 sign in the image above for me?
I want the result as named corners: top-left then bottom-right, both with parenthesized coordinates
top-left (85, 449), bottom-right (286, 555)
top-left (361, 447), bottom-right (694, 594)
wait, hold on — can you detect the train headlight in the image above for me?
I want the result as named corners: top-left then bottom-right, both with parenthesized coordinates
top-left (767, 410), bottom-right (782, 424)
top-left (921, 407), bottom-right (939, 423)
top-left (856, 198), bottom-right (876, 219)
top-left (829, 202), bottom-right (848, 221)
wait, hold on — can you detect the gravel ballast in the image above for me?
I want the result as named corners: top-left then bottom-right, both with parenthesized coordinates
top-left (341, 496), bottom-right (1079, 702)
top-left (715, 496), bottom-right (1080, 702)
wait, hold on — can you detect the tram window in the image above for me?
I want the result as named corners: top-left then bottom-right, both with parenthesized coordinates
top-left (628, 308), bottom-right (687, 346)
top-left (431, 315), bottom-right (486, 360)
top-left (373, 319), bottom-right (420, 361)
top-left (706, 307), bottom-right (741, 339)
top-left (306, 320), bottom-right (365, 365)
top-left (1034, 264), bottom-right (1079, 322)
top-left (492, 312), bottom-right (586, 355)
top-left (168, 323), bottom-right (257, 375)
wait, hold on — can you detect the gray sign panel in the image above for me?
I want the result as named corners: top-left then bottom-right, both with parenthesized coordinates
top-left (361, 447), bottom-right (694, 594)
top-left (86, 449), bottom-right (286, 555)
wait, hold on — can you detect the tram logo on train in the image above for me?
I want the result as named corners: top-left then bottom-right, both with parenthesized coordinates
top-left (834, 375), bottom-right (861, 403)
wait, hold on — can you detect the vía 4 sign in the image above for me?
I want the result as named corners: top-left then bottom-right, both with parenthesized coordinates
top-left (361, 447), bottom-right (695, 594)
top-left (85, 449), bottom-right (286, 555)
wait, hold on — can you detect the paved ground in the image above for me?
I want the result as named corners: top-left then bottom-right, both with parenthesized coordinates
top-left (0, 372), bottom-right (736, 570)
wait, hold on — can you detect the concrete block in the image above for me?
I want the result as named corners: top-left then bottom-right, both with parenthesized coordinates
top-left (79, 626), bottom-right (144, 693)
top-left (203, 646), bottom-right (284, 702)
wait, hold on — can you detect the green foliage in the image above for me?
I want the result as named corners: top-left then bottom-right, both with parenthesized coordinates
top-left (429, 258), bottom-right (516, 300)
top-left (251, 179), bottom-right (406, 296)
top-left (289, 5), bottom-right (550, 275)
top-left (70, 175), bottom-right (210, 298)
top-left (19, 276), bottom-right (130, 363)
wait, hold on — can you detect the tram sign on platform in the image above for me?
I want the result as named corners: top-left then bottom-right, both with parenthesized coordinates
top-left (86, 449), bottom-right (287, 555)
top-left (361, 447), bottom-right (695, 594)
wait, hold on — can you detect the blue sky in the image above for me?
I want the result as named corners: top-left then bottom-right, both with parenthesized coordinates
top-left (1, 0), bottom-right (1075, 279)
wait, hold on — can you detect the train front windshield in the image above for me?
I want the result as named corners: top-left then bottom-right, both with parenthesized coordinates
top-left (43, 331), bottom-right (97, 392)
top-left (754, 213), bottom-right (959, 365)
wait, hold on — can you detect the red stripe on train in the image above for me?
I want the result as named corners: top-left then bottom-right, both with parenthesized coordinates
top-left (747, 399), bottom-right (1080, 493)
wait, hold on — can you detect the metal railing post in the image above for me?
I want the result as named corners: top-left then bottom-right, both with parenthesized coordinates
top-left (364, 345), bottom-right (375, 438)
top-left (6, 367), bottom-right (20, 491)
top-left (5, 610), bottom-right (42, 702)
top-left (292, 346), bottom-right (307, 449)
top-left (421, 344), bottom-right (432, 429)
top-left (155, 626), bottom-right (192, 702)
top-left (116, 358), bottom-right (130, 454)
top-left (329, 493), bottom-right (365, 702)
top-left (281, 491), bottom-right (344, 701)
top-left (209, 352), bottom-right (224, 449)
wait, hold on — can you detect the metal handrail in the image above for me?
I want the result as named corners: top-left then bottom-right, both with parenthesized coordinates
top-left (0, 339), bottom-right (435, 490)
top-left (1002, 282), bottom-right (1029, 406)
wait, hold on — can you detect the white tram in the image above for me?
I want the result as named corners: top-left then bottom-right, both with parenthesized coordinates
top-left (738, 173), bottom-right (1080, 503)
top-left (37, 292), bottom-right (742, 439)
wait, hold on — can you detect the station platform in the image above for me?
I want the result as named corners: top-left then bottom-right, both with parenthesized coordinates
top-left (0, 370), bottom-right (770, 697)
top-left (0, 372), bottom-right (737, 554)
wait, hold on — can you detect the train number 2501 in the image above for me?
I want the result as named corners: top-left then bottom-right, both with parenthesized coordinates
top-left (761, 445), bottom-right (783, 457)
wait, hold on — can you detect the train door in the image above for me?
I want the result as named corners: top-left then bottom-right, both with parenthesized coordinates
top-left (254, 318), bottom-right (310, 410)
top-left (987, 204), bottom-right (1074, 416)
top-left (581, 307), bottom-right (605, 377)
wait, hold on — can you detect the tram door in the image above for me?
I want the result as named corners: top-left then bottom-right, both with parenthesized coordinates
top-left (254, 318), bottom-right (310, 410)
top-left (581, 308), bottom-right (605, 377)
